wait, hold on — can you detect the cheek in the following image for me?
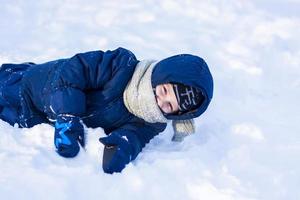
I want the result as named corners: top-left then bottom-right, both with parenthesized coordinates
top-left (161, 103), bottom-right (171, 113)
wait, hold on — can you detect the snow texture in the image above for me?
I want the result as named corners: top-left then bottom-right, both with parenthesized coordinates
top-left (1, 0), bottom-right (300, 199)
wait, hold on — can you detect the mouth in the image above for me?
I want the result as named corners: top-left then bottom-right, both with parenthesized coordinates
top-left (153, 87), bottom-right (159, 100)
top-left (153, 89), bottom-right (162, 110)
top-left (154, 95), bottom-right (158, 103)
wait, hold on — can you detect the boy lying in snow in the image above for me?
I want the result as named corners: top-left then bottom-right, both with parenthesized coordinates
top-left (0, 47), bottom-right (213, 173)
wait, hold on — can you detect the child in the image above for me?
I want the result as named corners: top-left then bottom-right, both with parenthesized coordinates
top-left (0, 47), bottom-right (213, 174)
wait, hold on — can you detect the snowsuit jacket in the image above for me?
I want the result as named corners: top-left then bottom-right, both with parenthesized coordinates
top-left (0, 47), bottom-right (166, 161)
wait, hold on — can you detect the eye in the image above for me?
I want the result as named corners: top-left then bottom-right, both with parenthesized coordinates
top-left (169, 103), bottom-right (173, 112)
top-left (163, 86), bottom-right (167, 95)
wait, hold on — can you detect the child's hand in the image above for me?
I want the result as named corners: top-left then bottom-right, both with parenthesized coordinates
top-left (54, 115), bottom-right (85, 158)
top-left (99, 132), bottom-right (133, 174)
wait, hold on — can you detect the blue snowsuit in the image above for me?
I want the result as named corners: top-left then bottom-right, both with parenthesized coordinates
top-left (0, 47), bottom-right (213, 173)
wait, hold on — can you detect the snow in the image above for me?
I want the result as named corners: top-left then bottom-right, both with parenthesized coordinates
top-left (1, 0), bottom-right (300, 199)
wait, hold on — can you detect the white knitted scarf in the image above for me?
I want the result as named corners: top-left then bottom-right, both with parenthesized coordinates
top-left (123, 60), bottom-right (195, 142)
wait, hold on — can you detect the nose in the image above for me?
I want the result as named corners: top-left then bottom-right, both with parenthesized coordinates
top-left (156, 95), bottom-right (163, 108)
top-left (156, 95), bottom-right (169, 112)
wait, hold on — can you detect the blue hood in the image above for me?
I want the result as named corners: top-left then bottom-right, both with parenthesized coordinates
top-left (151, 54), bottom-right (214, 120)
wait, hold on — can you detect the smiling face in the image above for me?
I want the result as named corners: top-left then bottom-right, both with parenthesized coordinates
top-left (154, 83), bottom-right (179, 114)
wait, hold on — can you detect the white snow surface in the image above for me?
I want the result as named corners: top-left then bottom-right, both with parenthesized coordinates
top-left (0, 0), bottom-right (300, 199)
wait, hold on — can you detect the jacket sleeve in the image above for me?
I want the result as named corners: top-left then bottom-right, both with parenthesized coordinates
top-left (116, 121), bottom-right (167, 159)
top-left (46, 47), bottom-right (138, 116)
top-left (99, 121), bottom-right (167, 173)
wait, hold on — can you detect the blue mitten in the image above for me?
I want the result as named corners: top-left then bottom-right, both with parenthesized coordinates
top-left (54, 115), bottom-right (85, 158)
top-left (99, 131), bottom-right (139, 174)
